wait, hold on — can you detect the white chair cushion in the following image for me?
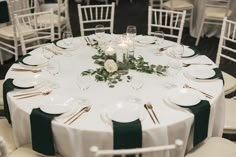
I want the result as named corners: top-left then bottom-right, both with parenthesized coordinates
top-left (0, 24), bottom-right (35, 40)
top-left (36, 14), bottom-right (66, 27)
top-left (185, 137), bottom-right (236, 157)
top-left (0, 119), bottom-right (16, 154)
top-left (222, 71), bottom-right (236, 95)
top-left (0, 80), bottom-right (3, 109)
top-left (224, 98), bottom-right (236, 132)
top-left (163, 0), bottom-right (193, 10)
top-left (205, 7), bottom-right (232, 20)
top-left (9, 144), bottom-right (62, 157)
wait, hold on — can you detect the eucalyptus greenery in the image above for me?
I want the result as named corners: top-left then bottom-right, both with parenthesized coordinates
top-left (82, 49), bottom-right (168, 87)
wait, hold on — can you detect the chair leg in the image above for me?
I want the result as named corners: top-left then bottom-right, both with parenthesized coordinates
top-left (116, 0), bottom-right (119, 5)
top-left (195, 17), bottom-right (205, 46)
top-left (189, 9), bottom-right (193, 35)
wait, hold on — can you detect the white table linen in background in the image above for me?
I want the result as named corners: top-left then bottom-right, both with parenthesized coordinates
top-left (6, 35), bottom-right (225, 157)
top-left (191, 0), bottom-right (236, 38)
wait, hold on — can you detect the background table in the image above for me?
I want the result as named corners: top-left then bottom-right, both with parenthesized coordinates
top-left (6, 35), bottom-right (225, 157)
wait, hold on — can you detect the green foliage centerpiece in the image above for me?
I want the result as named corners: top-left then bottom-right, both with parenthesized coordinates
top-left (82, 48), bottom-right (168, 88)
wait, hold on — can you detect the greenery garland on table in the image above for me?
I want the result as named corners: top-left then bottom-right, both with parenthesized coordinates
top-left (82, 48), bottom-right (168, 87)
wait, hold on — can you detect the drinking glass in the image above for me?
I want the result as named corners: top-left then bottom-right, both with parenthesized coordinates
top-left (165, 59), bottom-right (182, 88)
top-left (153, 31), bottom-right (164, 45)
top-left (126, 25), bottom-right (137, 38)
top-left (62, 30), bottom-right (73, 46)
top-left (95, 25), bottom-right (105, 40)
top-left (76, 73), bottom-right (93, 104)
top-left (46, 58), bottom-right (60, 88)
top-left (129, 73), bottom-right (144, 103)
top-left (171, 44), bottom-right (184, 59)
top-left (42, 44), bottom-right (54, 60)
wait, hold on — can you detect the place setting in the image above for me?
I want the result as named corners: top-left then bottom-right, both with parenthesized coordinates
top-left (183, 65), bottom-right (224, 84)
top-left (163, 87), bottom-right (211, 146)
top-left (165, 45), bottom-right (200, 59)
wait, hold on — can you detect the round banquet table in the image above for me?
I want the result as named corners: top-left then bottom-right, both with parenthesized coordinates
top-left (5, 35), bottom-right (225, 157)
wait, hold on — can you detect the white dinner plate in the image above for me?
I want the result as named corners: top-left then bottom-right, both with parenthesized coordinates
top-left (22, 55), bottom-right (47, 66)
top-left (56, 39), bottom-right (74, 49)
top-left (168, 88), bottom-right (202, 107)
top-left (182, 47), bottom-right (195, 57)
top-left (13, 78), bottom-right (39, 88)
top-left (40, 103), bottom-right (71, 114)
top-left (103, 98), bottom-right (145, 124)
top-left (135, 35), bottom-right (157, 44)
top-left (187, 66), bottom-right (215, 79)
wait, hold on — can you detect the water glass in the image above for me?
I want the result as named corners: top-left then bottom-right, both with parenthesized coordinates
top-left (153, 31), bottom-right (164, 45)
top-left (95, 25), bottom-right (105, 40)
top-left (62, 30), bottom-right (73, 46)
top-left (42, 44), bottom-right (54, 60)
top-left (126, 25), bottom-right (137, 38)
top-left (171, 45), bottom-right (184, 59)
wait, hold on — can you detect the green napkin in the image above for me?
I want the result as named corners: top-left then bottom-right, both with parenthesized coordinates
top-left (182, 46), bottom-right (200, 58)
top-left (180, 100), bottom-right (210, 146)
top-left (3, 79), bottom-right (34, 124)
top-left (3, 79), bottom-right (15, 124)
top-left (113, 119), bottom-right (142, 157)
top-left (30, 108), bottom-right (61, 155)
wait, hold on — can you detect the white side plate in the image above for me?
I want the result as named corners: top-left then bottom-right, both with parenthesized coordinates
top-left (22, 55), bottom-right (47, 66)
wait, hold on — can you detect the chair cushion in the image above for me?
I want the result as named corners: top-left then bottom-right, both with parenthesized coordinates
top-left (205, 7), bottom-right (232, 20)
top-left (224, 98), bottom-right (236, 132)
top-left (222, 72), bottom-right (236, 95)
top-left (163, 0), bottom-right (193, 10)
top-left (36, 14), bottom-right (66, 27)
top-left (9, 144), bottom-right (62, 157)
top-left (0, 119), bottom-right (16, 154)
top-left (0, 24), bottom-right (35, 40)
top-left (185, 137), bottom-right (236, 157)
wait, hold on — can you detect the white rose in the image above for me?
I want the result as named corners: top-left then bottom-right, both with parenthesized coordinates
top-left (104, 59), bottom-right (118, 73)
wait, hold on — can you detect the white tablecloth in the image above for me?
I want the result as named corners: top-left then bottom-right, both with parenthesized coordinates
top-left (191, 0), bottom-right (236, 38)
top-left (6, 35), bottom-right (225, 157)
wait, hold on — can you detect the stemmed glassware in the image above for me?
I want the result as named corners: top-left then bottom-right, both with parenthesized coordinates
top-left (75, 73), bottom-right (93, 104)
top-left (42, 44), bottom-right (54, 60)
top-left (165, 59), bottom-right (182, 88)
top-left (129, 73), bottom-right (144, 103)
top-left (153, 31), bottom-right (164, 45)
top-left (46, 57), bottom-right (60, 89)
top-left (62, 30), bottom-right (74, 47)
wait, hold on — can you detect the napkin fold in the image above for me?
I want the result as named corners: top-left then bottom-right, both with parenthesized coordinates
top-left (211, 68), bottom-right (224, 85)
top-left (182, 46), bottom-right (200, 58)
top-left (0, 1), bottom-right (10, 23)
top-left (30, 108), bottom-right (61, 155)
top-left (113, 119), bottom-right (142, 157)
top-left (180, 100), bottom-right (210, 146)
top-left (3, 79), bottom-right (15, 124)
top-left (3, 78), bottom-right (34, 124)
top-left (52, 39), bottom-right (66, 49)
top-left (16, 54), bottom-right (33, 65)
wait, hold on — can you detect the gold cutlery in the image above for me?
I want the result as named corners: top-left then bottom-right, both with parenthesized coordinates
top-left (11, 68), bottom-right (41, 73)
top-left (13, 88), bottom-right (52, 99)
top-left (183, 84), bottom-right (213, 99)
top-left (44, 47), bottom-right (62, 55)
top-left (146, 103), bottom-right (160, 124)
top-left (158, 45), bottom-right (173, 52)
top-left (182, 63), bottom-right (213, 67)
top-left (64, 106), bottom-right (91, 125)
top-left (144, 104), bottom-right (156, 124)
top-left (84, 37), bottom-right (90, 45)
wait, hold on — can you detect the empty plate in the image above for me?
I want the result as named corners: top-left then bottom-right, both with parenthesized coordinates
top-left (21, 55), bottom-right (47, 66)
top-left (56, 39), bottom-right (74, 49)
top-left (103, 98), bottom-right (145, 124)
top-left (13, 78), bottom-right (39, 88)
top-left (135, 36), bottom-right (156, 44)
top-left (187, 66), bottom-right (215, 79)
top-left (168, 88), bottom-right (202, 107)
top-left (40, 103), bottom-right (71, 114)
top-left (182, 47), bottom-right (195, 58)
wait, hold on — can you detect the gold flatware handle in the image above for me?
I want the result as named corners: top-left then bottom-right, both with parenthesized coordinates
top-left (12, 68), bottom-right (41, 73)
top-left (144, 104), bottom-right (156, 124)
top-left (147, 103), bottom-right (160, 124)
top-left (13, 92), bottom-right (42, 97)
top-left (16, 93), bottom-right (42, 99)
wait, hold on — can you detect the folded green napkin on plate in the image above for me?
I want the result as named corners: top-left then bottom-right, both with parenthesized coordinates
top-left (30, 108), bottom-right (61, 155)
top-left (211, 68), bottom-right (224, 85)
top-left (16, 54), bottom-right (35, 66)
top-left (182, 46), bottom-right (200, 58)
top-left (3, 79), bottom-right (34, 124)
top-left (52, 39), bottom-right (66, 49)
top-left (113, 119), bottom-right (142, 157)
top-left (180, 100), bottom-right (210, 146)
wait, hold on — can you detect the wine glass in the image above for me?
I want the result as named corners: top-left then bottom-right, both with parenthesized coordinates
top-left (129, 73), bottom-right (144, 103)
top-left (165, 59), bottom-right (182, 88)
top-left (171, 44), bottom-right (185, 59)
top-left (153, 31), bottom-right (164, 45)
top-left (62, 30), bottom-right (74, 46)
top-left (46, 58), bottom-right (60, 89)
top-left (42, 44), bottom-right (54, 60)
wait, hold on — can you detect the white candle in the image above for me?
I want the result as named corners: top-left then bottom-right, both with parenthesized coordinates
top-left (117, 41), bottom-right (128, 62)
top-left (105, 46), bottom-right (115, 55)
